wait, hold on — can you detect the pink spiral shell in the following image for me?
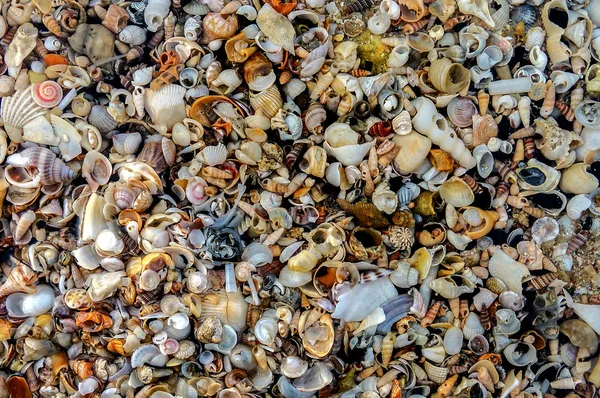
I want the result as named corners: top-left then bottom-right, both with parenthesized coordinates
top-left (160, 338), bottom-right (180, 355)
top-left (31, 81), bottom-right (63, 108)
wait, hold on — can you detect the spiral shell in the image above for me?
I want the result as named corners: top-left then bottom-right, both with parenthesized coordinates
top-left (31, 81), bottom-right (63, 108)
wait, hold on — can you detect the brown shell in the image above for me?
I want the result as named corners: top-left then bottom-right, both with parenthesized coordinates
top-left (336, 199), bottom-right (390, 229)
top-left (243, 52), bottom-right (273, 86)
top-left (471, 114), bottom-right (498, 147)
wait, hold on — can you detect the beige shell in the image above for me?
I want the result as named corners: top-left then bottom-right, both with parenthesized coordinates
top-left (429, 58), bottom-right (470, 94)
top-left (472, 114), bottom-right (498, 147)
top-left (392, 131), bottom-right (432, 172)
top-left (1, 86), bottom-right (47, 142)
top-left (144, 84), bottom-right (187, 131)
top-left (249, 85), bottom-right (282, 119)
top-left (439, 177), bottom-right (475, 207)
top-left (256, 4), bottom-right (295, 53)
top-left (560, 163), bottom-right (599, 194)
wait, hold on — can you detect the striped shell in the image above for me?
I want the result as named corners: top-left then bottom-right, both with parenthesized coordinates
top-left (31, 81), bottom-right (63, 108)
top-left (118, 25), bottom-right (147, 45)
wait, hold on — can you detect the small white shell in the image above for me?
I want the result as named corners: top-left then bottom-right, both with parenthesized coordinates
top-left (566, 194), bottom-right (592, 220)
top-left (118, 25), bottom-right (147, 45)
top-left (132, 66), bottom-right (154, 87)
top-left (44, 36), bottom-right (63, 51)
top-left (367, 10), bottom-right (391, 35)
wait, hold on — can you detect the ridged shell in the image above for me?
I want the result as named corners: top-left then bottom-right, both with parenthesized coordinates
top-left (88, 105), bottom-right (119, 133)
top-left (201, 144), bottom-right (229, 166)
top-left (118, 25), bottom-right (147, 45)
top-left (249, 85), bottom-right (282, 119)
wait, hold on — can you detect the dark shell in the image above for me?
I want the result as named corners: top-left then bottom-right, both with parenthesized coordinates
top-left (127, 1), bottom-right (147, 25)
top-left (510, 5), bottom-right (538, 30)
top-left (527, 192), bottom-right (564, 210)
top-left (517, 167), bottom-right (546, 187)
top-left (205, 228), bottom-right (243, 261)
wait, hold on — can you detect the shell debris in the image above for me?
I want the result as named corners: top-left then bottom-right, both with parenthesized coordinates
top-left (0, 0), bottom-right (599, 396)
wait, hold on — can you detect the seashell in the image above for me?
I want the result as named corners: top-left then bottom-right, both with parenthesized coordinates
top-left (368, 10), bottom-right (391, 35)
top-left (381, 0), bottom-right (401, 20)
top-left (390, 261), bottom-right (419, 288)
top-left (488, 248), bottom-right (530, 295)
top-left (249, 85), bottom-right (282, 119)
top-left (119, 25), bottom-right (146, 45)
top-left (447, 97), bottom-right (477, 128)
top-left (88, 105), bottom-right (119, 134)
top-left (462, 312), bottom-right (485, 340)
top-left (503, 342), bottom-right (537, 367)
top-left (397, 0), bottom-right (426, 23)
top-left (550, 71), bottom-right (579, 94)
top-left (476, 46), bottom-right (502, 70)
top-left (443, 327), bottom-right (463, 355)
top-left (324, 123), bottom-right (376, 167)
top-left (424, 361), bottom-right (449, 384)
top-left (332, 277), bottom-right (398, 322)
top-left (525, 47), bottom-right (548, 75)
top-left (468, 335), bottom-right (489, 355)
top-left (439, 177), bottom-right (475, 207)
top-left (472, 114), bottom-right (498, 147)
top-left (82, 151), bottom-right (112, 192)
top-left (299, 145), bottom-right (327, 177)
top-left (566, 194), bottom-right (591, 220)
top-left (145, 84), bottom-right (187, 131)
top-left (373, 186), bottom-right (398, 214)
top-left (6, 285), bottom-right (55, 318)
top-left (281, 356), bottom-right (309, 378)
top-left (428, 275), bottom-right (476, 299)
top-left (516, 159), bottom-right (561, 192)
top-left (31, 81), bottom-right (63, 108)
top-left (145, 0), bottom-right (171, 32)
top-left (392, 110), bottom-right (412, 135)
top-left (429, 58), bottom-right (470, 94)
top-left (560, 163), bottom-right (599, 194)
top-left (132, 67), bottom-right (154, 87)
top-left (392, 131), bottom-right (432, 172)
top-left (256, 4), bottom-right (294, 53)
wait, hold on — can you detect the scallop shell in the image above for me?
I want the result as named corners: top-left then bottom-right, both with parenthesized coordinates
top-left (1, 86), bottom-right (47, 141)
top-left (201, 144), bottom-right (229, 166)
top-left (145, 84), bottom-right (187, 131)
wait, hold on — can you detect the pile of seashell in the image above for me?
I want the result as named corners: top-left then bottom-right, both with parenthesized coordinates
top-left (1, 0), bottom-right (600, 396)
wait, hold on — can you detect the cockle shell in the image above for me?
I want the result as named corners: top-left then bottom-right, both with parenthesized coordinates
top-left (145, 84), bottom-right (186, 131)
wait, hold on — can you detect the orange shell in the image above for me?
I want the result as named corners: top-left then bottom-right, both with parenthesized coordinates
top-left (106, 339), bottom-right (127, 355)
top-left (43, 54), bottom-right (69, 66)
top-left (75, 311), bottom-right (113, 332)
top-left (265, 0), bottom-right (297, 15)
top-left (428, 149), bottom-right (454, 171)
top-left (158, 50), bottom-right (180, 72)
top-left (69, 359), bottom-right (94, 379)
